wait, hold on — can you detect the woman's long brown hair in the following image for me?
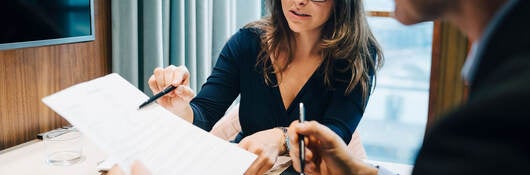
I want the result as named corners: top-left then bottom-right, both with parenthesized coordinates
top-left (247, 0), bottom-right (383, 101)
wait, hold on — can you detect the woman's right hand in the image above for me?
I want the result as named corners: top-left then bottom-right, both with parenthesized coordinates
top-left (148, 65), bottom-right (195, 123)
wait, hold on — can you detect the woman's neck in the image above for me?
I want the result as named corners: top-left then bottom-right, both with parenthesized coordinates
top-left (292, 29), bottom-right (322, 59)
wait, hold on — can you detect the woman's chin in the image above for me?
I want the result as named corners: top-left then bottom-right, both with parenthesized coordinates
top-left (287, 24), bottom-right (316, 34)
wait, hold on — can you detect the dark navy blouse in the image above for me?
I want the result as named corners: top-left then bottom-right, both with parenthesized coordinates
top-left (190, 28), bottom-right (374, 143)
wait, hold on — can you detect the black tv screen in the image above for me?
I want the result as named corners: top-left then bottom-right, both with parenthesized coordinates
top-left (0, 0), bottom-right (94, 50)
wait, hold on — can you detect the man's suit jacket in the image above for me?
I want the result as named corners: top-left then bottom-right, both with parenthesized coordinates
top-left (412, 0), bottom-right (530, 174)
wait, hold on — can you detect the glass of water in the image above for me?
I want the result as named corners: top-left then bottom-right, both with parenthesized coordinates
top-left (44, 127), bottom-right (84, 166)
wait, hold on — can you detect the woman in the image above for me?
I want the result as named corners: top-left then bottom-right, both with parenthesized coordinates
top-left (148, 0), bottom-right (383, 174)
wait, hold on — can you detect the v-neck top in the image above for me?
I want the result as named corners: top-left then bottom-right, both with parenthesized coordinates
top-left (190, 27), bottom-right (375, 143)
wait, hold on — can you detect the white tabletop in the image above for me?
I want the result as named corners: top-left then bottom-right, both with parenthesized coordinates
top-left (0, 136), bottom-right (413, 175)
top-left (366, 160), bottom-right (414, 175)
top-left (0, 136), bottom-right (107, 175)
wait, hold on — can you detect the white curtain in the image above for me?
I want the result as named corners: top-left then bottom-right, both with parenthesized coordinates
top-left (112, 0), bottom-right (262, 94)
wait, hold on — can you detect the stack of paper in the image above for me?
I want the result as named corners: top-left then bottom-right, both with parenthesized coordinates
top-left (42, 73), bottom-right (256, 174)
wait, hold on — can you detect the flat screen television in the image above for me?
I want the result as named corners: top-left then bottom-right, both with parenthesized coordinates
top-left (0, 0), bottom-right (95, 51)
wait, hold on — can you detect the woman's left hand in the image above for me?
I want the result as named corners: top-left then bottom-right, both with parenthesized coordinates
top-left (239, 128), bottom-right (286, 175)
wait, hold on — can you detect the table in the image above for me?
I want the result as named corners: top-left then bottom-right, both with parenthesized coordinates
top-left (0, 136), bottom-right (106, 175)
top-left (0, 136), bottom-right (413, 175)
top-left (366, 160), bottom-right (414, 175)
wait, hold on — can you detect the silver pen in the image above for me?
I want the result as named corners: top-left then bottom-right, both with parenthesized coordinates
top-left (299, 103), bottom-right (306, 175)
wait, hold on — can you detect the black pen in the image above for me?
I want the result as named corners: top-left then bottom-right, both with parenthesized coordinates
top-left (299, 103), bottom-right (306, 175)
top-left (138, 85), bottom-right (177, 109)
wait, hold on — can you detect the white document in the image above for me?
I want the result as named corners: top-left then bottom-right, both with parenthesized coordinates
top-left (42, 73), bottom-right (256, 175)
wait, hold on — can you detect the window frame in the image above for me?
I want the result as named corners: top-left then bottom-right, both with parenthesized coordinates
top-left (366, 11), bottom-right (469, 130)
top-left (427, 21), bottom-right (469, 127)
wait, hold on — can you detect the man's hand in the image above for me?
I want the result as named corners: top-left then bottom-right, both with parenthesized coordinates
top-left (287, 121), bottom-right (377, 175)
top-left (106, 161), bottom-right (151, 175)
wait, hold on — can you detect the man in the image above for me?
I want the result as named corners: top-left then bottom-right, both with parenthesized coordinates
top-left (287, 0), bottom-right (530, 174)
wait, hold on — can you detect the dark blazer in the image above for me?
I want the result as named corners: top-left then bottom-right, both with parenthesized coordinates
top-left (413, 0), bottom-right (530, 174)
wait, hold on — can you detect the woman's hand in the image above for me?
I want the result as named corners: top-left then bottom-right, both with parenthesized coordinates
top-left (287, 121), bottom-right (377, 175)
top-left (239, 128), bottom-right (286, 175)
top-left (148, 65), bottom-right (195, 122)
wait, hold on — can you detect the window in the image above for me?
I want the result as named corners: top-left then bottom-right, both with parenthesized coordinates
top-left (358, 0), bottom-right (433, 164)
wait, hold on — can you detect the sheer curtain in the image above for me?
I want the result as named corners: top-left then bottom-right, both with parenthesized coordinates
top-left (112, 0), bottom-right (262, 94)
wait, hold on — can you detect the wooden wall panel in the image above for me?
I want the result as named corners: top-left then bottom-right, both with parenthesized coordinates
top-left (0, 0), bottom-right (111, 150)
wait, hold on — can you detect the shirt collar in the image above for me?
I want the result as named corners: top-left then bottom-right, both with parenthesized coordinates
top-left (461, 0), bottom-right (519, 85)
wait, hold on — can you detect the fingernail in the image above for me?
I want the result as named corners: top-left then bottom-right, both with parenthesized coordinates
top-left (176, 86), bottom-right (183, 94)
top-left (296, 123), bottom-right (307, 129)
